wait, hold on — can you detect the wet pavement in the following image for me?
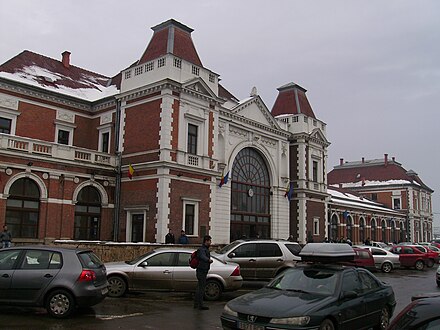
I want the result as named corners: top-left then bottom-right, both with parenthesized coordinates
top-left (1, 267), bottom-right (438, 329)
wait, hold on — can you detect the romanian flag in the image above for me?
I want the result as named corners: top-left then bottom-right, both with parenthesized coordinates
top-left (128, 164), bottom-right (134, 179)
top-left (219, 171), bottom-right (230, 188)
top-left (284, 182), bottom-right (293, 201)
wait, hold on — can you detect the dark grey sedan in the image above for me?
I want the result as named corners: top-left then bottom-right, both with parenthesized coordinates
top-left (0, 246), bottom-right (108, 318)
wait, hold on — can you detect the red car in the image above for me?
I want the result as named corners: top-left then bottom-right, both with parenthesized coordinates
top-left (413, 245), bottom-right (439, 267)
top-left (343, 247), bottom-right (376, 272)
top-left (390, 245), bottom-right (429, 270)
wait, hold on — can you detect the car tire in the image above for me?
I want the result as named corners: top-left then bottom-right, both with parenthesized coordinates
top-left (204, 279), bottom-right (222, 301)
top-left (46, 289), bottom-right (75, 318)
top-left (319, 318), bottom-right (335, 330)
top-left (415, 260), bottom-right (425, 271)
top-left (381, 262), bottom-right (393, 273)
top-left (107, 276), bottom-right (127, 297)
top-left (427, 259), bottom-right (434, 268)
top-left (374, 307), bottom-right (390, 330)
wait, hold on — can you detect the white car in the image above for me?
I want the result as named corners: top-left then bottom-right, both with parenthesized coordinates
top-left (358, 245), bottom-right (400, 273)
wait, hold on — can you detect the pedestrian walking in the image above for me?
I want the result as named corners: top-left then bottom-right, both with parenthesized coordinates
top-left (178, 230), bottom-right (189, 244)
top-left (194, 235), bottom-right (213, 310)
top-left (0, 225), bottom-right (12, 248)
top-left (165, 229), bottom-right (175, 244)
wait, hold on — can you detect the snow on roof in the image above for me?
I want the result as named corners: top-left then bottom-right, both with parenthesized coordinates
top-left (0, 66), bottom-right (119, 102)
top-left (332, 179), bottom-right (418, 189)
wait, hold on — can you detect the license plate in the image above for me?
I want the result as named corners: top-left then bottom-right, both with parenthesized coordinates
top-left (102, 287), bottom-right (108, 295)
top-left (237, 321), bottom-right (264, 330)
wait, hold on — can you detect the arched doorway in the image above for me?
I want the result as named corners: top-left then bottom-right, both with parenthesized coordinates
top-left (230, 148), bottom-right (270, 241)
top-left (6, 178), bottom-right (40, 238)
top-left (400, 222), bottom-right (405, 242)
top-left (390, 221), bottom-right (396, 243)
top-left (371, 218), bottom-right (377, 241)
top-left (346, 216), bottom-right (353, 241)
top-left (381, 220), bottom-right (387, 243)
top-left (359, 217), bottom-right (365, 244)
top-left (330, 214), bottom-right (338, 241)
top-left (74, 186), bottom-right (101, 240)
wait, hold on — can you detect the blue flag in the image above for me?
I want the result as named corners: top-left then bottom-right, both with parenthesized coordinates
top-left (219, 171), bottom-right (230, 187)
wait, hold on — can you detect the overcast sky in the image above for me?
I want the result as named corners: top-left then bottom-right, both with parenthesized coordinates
top-left (1, 1), bottom-right (439, 226)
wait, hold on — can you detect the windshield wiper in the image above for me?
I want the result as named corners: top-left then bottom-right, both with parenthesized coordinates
top-left (285, 289), bottom-right (311, 294)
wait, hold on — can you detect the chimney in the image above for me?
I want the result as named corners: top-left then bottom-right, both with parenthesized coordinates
top-left (384, 153), bottom-right (388, 167)
top-left (340, 158), bottom-right (344, 166)
top-left (392, 157), bottom-right (395, 162)
top-left (62, 51), bottom-right (71, 69)
top-left (362, 157), bottom-right (365, 163)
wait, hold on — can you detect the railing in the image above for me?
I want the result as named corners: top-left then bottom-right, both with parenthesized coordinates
top-left (1, 134), bottom-right (116, 166)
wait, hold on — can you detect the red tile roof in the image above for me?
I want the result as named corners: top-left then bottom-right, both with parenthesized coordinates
top-left (218, 83), bottom-right (239, 102)
top-left (138, 19), bottom-right (203, 67)
top-left (271, 82), bottom-right (316, 118)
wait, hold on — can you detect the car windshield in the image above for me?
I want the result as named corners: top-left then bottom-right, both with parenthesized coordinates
top-left (267, 268), bottom-right (339, 296)
top-left (78, 251), bottom-right (104, 269)
top-left (217, 241), bottom-right (242, 254)
top-left (127, 250), bottom-right (156, 265)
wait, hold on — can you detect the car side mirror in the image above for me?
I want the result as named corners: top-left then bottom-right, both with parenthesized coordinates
top-left (139, 261), bottom-right (148, 267)
top-left (228, 252), bottom-right (236, 258)
top-left (341, 290), bottom-right (358, 299)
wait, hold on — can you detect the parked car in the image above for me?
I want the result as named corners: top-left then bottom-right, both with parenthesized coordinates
top-left (371, 241), bottom-right (389, 249)
top-left (437, 264), bottom-right (440, 287)
top-left (390, 245), bottom-right (429, 270)
top-left (351, 247), bottom-right (376, 272)
top-left (398, 244), bottom-right (438, 267)
top-left (212, 239), bottom-right (301, 280)
top-left (0, 246), bottom-right (108, 318)
top-left (388, 295), bottom-right (440, 330)
top-left (221, 243), bottom-right (396, 330)
top-left (105, 248), bottom-right (242, 300)
top-left (357, 246), bottom-right (401, 273)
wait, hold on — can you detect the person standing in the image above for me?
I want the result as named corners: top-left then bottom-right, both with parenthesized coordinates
top-left (165, 229), bottom-right (175, 244)
top-left (0, 225), bottom-right (12, 248)
top-left (194, 235), bottom-right (213, 310)
top-left (178, 230), bottom-right (189, 244)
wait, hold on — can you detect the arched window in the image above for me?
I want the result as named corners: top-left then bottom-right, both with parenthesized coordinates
top-left (330, 214), bottom-right (338, 241)
top-left (6, 178), bottom-right (40, 238)
top-left (74, 186), bottom-right (101, 240)
top-left (400, 222), bottom-right (405, 243)
top-left (346, 216), bottom-right (353, 241)
top-left (230, 148), bottom-right (270, 241)
top-left (371, 219), bottom-right (377, 241)
top-left (359, 218), bottom-right (365, 243)
top-left (390, 221), bottom-right (396, 243)
top-left (381, 220), bottom-right (387, 243)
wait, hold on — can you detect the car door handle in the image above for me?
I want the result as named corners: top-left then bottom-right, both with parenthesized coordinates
top-left (249, 259), bottom-right (256, 262)
top-left (163, 270), bottom-right (171, 274)
top-left (44, 274), bottom-right (54, 278)
top-left (1, 274), bottom-right (9, 278)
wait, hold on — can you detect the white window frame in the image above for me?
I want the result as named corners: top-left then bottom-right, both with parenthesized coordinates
top-left (313, 217), bottom-right (320, 236)
top-left (184, 113), bottom-right (206, 157)
top-left (98, 124), bottom-right (112, 153)
top-left (182, 198), bottom-right (200, 237)
top-left (125, 208), bottom-right (148, 242)
top-left (393, 197), bottom-right (401, 210)
top-left (55, 121), bottom-right (75, 146)
top-left (0, 107), bottom-right (19, 135)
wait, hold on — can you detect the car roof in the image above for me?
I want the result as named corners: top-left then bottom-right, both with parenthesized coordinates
top-left (232, 239), bottom-right (299, 244)
top-left (2, 245), bottom-right (92, 253)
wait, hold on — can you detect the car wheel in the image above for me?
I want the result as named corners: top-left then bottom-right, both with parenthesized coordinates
top-left (107, 276), bottom-right (127, 297)
top-left (381, 262), bottom-right (393, 273)
top-left (415, 260), bottom-right (425, 271)
top-left (374, 307), bottom-right (390, 330)
top-left (427, 259), bottom-right (434, 268)
top-left (46, 289), bottom-right (75, 318)
top-left (204, 280), bottom-right (222, 301)
top-left (319, 318), bottom-right (335, 330)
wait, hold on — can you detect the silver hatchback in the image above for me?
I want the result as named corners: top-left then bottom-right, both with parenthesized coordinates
top-left (0, 246), bottom-right (108, 318)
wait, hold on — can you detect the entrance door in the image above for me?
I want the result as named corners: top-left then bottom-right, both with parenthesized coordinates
top-left (131, 214), bottom-right (144, 243)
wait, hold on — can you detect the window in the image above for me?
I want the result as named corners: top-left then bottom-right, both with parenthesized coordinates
top-left (6, 178), bottom-right (40, 238)
top-left (74, 186), bottom-right (101, 240)
top-left (0, 250), bottom-right (21, 270)
top-left (312, 161), bottom-right (318, 182)
top-left (292, 116), bottom-right (299, 123)
top-left (192, 66), bottom-right (200, 76)
top-left (285, 243), bottom-right (302, 256)
top-left (145, 61), bottom-right (154, 72)
top-left (209, 73), bottom-right (215, 83)
top-left (57, 129), bottom-right (70, 145)
top-left (358, 271), bottom-right (379, 293)
top-left (0, 117), bottom-right (12, 134)
top-left (100, 131), bottom-right (110, 153)
top-left (134, 66), bottom-right (143, 76)
top-left (304, 117), bottom-right (308, 123)
top-left (146, 252), bottom-right (174, 266)
top-left (158, 57), bottom-right (166, 68)
top-left (258, 243), bottom-right (282, 257)
top-left (20, 250), bottom-right (61, 270)
top-left (124, 70), bottom-right (131, 79)
top-left (313, 218), bottom-right (319, 235)
top-left (187, 124), bottom-right (198, 155)
top-left (371, 193), bottom-right (377, 201)
top-left (341, 271), bottom-right (361, 293)
top-left (393, 198), bottom-right (401, 210)
top-left (184, 202), bottom-right (198, 236)
top-left (173, 58), bottom-right (181, 68)
top-left (232, 243), bottom-right (258, 258)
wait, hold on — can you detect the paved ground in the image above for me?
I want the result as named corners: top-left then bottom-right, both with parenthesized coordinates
top-left (1, 267), bottom-right (438, 329)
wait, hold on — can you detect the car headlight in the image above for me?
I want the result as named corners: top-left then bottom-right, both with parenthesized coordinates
top-left (223, 304), bottom-right (238, 317)
top-left (271, 316), bottom-right (310, 326)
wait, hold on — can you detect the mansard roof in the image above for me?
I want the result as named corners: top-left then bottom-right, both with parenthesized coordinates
top-left (138, 19), bottom-right (203, 67)
top-left (271, 82), bottom-right (316, 119)
top-left (0, 50), bottom-right (120, 102)
top-left (328, 156), bottom-right (433, 192)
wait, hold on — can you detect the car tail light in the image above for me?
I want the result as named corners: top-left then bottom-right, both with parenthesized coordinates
top-left (231, 266), bottom-right (240, 276)
top-left (78, 270), bottom-right (97, 282)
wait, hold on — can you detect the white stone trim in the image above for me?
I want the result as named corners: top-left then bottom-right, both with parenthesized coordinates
top-left (3, 172), bottom-right (48, 200)
top-left (72, 180), bottom-right (109, 206)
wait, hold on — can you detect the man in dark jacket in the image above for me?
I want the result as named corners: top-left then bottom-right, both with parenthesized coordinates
top-left (194, 235), bottom-right (212, 310)
top-left (165, 229), bottom-right (175, 244)
top-left (0, 225), bottom-right (12, 248)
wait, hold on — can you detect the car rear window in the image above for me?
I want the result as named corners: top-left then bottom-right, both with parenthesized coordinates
top-left (285, 243), bottom-right (302, 256)
top-left (78, 251), bottom-right (104, 269)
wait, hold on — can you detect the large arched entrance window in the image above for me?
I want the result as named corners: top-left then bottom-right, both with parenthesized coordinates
top-left (346, 216), bottom-right (353, 241)
top-left (6, 178), bottom-right (40, 238)
top-left (230, 148), bottom-right (270, 241)
top-left (381, 220), bottom-right (387, 243)
top-left (74, 186), bottom-right (101, 240)
top-left (359, 217), bottom-right (365, 243)
top-left (390, 221), bottom-right (396, 243)
top-left (330, 214), bottom-right (338, 241)
top-left (371, 219), bottom-right (377, 241)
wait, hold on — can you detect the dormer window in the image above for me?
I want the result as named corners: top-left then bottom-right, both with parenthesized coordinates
top-left (174, 58), bottom-right (182, 68)
top-left (209, 73), bottom-right (215, 83)
top-left (192, 66), bottom-right (200, 76)
top-left (145, 61), bottom-right (154, 72)
top-left (134, 66), bottom-right (143, 76)
top-left (124, 71), bottom-right (131, 79)
top-left (158, 57), bottom-right (166, 68)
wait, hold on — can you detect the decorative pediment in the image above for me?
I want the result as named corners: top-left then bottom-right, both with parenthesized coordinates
top-left (182, 78), bottom-right (217, 99)
top-left (310, 128), bottom-right (330, 146)
top-left (231, 96), bottom-right (280, 130)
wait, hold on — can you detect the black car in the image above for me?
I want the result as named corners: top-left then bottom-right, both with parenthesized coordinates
top-left (221, 246), bottom-right (396, 330)
top-left (388, 294), bottom-right (440, 330)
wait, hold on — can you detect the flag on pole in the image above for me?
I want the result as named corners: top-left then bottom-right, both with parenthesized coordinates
top-left (284, 182), bottom-right (294, 201)
top-left (343, 210), bottom-right (349, 219)
top-left (128, 164), bottom-right (134, 179)
top-left (219, 171), bottom-right (230, 187)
